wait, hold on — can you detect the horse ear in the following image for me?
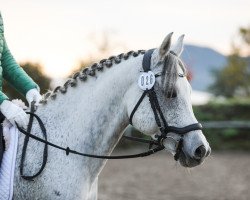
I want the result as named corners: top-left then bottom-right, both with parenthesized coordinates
top-left (171, 34), bottom-right (185, 57)
top-left (159, 32), bottom-right (173, 60)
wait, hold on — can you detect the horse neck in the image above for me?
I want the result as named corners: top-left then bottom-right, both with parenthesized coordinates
top-left (34, 55), bottom-right (142, 180)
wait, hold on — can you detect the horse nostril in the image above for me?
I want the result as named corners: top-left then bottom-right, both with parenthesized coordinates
top-left (194, 145), bottom-right (206, 159)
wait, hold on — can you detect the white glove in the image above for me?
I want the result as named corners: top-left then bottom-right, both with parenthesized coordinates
top-left (0, 100), bottom-right (29, 128)
top-left (26, 88), bottom-right (42, 106)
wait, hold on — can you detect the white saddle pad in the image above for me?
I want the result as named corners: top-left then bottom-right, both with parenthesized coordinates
top-left (0, 123), bottom-right (19, 200)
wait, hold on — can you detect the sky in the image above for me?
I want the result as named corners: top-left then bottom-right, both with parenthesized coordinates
top-left (1, 0), bottom-right (250, 77)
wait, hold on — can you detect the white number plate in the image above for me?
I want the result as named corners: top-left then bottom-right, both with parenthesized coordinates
top-left (138, 71), bottom-right (155, 90)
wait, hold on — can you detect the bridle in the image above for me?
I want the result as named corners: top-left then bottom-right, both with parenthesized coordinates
top-left (16, 49), bottom-right (202, 181)
top-left (129, 48), bottom-right (203, 160)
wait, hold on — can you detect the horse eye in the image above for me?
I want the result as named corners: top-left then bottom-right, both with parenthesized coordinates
top-left (166, 90), bottom-right (177, 98)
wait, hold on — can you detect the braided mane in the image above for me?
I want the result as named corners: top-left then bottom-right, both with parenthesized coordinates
top-left (40, 50), bottom-right (146, 104)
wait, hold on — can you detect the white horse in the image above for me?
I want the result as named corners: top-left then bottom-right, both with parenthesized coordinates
top-left (13, 33), bottom-right (210, 200)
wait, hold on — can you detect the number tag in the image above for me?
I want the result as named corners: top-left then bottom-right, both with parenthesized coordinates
top-left (138, 71), bottom-right (155, 90)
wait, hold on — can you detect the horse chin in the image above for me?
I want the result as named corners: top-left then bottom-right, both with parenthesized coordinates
top-left (178, 151), bottom-right (204, 168)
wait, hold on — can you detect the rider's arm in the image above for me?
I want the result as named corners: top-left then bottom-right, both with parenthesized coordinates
top-left (1, 37), bottom-right (38, 103)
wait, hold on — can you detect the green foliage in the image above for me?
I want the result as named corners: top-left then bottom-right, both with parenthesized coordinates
top-left (3, 62), bottom-right (51, 103)
top-left (194, 100), bottom-right (250, 120)
top-left (194, 101), bottom-right (250, 151)
top-left (209, 52), bottom-right (250, 97)
top-left (209, 26), bottom-right (250, 98)
top-left (221, 128), bottom-right (238, 138)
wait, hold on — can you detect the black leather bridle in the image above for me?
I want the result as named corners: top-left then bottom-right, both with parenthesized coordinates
top-left (129, 49), bottom-right (203, 160)
top-left (16, 49), bottom-right (202, 181)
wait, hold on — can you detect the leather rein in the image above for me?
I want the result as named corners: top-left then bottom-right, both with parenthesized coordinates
top-left (16, 49), bottom-right (202, 181)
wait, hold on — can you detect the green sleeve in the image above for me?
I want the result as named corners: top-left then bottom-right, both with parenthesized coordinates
top-left (1, 38), bottom-right (38, 96)
top-left (0, 91), bottom-right (9, 104)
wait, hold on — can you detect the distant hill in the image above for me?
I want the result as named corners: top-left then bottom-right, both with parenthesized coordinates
top-left (181, 44), bottom-right (227, 91)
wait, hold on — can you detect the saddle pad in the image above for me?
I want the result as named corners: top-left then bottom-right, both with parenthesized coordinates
top-left (0, 124), bottom-right (19, 200)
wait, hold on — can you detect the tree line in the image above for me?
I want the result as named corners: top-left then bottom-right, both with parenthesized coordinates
top-left (209, 26), bottom-right (250, 98)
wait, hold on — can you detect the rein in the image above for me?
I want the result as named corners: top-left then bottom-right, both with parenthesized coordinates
top-left (17, 105), bottom-right (165, 181)
top-left (17, 49), bottom-right (202, 181)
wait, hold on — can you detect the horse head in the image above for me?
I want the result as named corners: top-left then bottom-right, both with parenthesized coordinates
top-left (125, 33), bottom-right (211, 168)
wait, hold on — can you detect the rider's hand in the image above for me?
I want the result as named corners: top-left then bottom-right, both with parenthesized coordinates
top-left (0, 100), bottom-right (29, 128)
top-left (26, 88), bottom-right (42, 106)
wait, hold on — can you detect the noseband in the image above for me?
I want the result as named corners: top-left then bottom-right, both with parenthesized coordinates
top-left (129, 49), bottom-right (202, 160)
top-left (16, 49), bottom-right (202, 181)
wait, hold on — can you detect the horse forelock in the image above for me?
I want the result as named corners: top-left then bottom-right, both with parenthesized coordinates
top-left (161, 53), bottom-right (187, 95)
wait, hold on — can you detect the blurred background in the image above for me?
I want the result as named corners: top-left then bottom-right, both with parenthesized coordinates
top-left (1, 0), bottom-right (250, 199)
